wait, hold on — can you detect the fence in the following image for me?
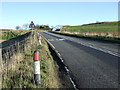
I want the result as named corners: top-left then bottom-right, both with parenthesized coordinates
top-left (2, 32), bottom-right (34, 62)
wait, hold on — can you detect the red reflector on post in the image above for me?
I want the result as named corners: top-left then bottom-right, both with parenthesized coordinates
top-left (38, 36), bottom-right (41, 40)
top-left (34, 51), bottom-right (39, 61)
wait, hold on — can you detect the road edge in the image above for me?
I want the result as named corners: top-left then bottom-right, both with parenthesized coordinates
top-left (41, 34), bottom-right (78, 90)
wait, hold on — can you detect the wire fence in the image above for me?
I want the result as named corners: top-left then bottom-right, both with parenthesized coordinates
top-left (2, 32), bottom-right (33, 57)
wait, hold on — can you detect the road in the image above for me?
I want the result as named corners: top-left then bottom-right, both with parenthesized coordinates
top-left (41, 32), bottom-right (119, 88)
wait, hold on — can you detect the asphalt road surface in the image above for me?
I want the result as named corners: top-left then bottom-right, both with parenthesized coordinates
top-left (41, 32), bottom-right (119, 88)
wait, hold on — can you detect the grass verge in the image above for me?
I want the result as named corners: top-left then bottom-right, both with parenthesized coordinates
top-left (50, 31), bottom-right (120, 43)
top-left (2, 31), bottom-right (72, 88)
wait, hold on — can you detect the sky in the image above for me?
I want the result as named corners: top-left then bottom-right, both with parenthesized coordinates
top-left (0, 1), bottom-right (118, 29)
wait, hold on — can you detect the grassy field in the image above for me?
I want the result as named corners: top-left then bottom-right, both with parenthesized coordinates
top-left (0, 30), bottom-right (30, 40)
top-left (50, 21), bottom-right (119, 43)
top-left (61, 21), bottom-right (119, 38)
top-left (64, 22), bottom-right (118, 32)
top-left (51, 31), bottom-right (120, 43)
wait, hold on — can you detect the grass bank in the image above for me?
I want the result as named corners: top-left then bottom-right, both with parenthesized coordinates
top-left (61, 21), bottom-right (119, 38)
top-left (2, 31), bottom-right (72, 88)
top-left (51, 21), bottom-right (120, 43)
top-left (50, 31), bottom-right (120, 43)
top-left (64, 22), bottom-right (118, 33)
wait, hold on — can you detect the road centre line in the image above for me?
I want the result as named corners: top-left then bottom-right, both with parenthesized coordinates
top-left (48, 38), bottom-right (65, 41)
top-left (75, 40), bottom-right (120, 57)
top-left (45, 32), bottom-right (120, 58)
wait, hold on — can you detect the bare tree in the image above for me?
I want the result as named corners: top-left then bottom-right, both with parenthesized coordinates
top-left (23, 24), bottom-right (29, 29)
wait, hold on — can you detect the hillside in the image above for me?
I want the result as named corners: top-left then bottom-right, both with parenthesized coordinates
top-left (64, 21), bottom-right (118, 32)
top-left (61, 21), bottom-right (119, 37)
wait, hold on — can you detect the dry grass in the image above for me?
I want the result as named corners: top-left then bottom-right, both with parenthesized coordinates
top-left (1, 31), bottom-right (66, 88)
top-left (39, 37), bottom-right (64, 88)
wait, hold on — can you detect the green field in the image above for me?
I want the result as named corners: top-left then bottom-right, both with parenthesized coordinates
top-left (64, 22), bottom-right (118, 33)
top-left (0, 30), bottom-right (30, 40)
top-left (51, 22), bottom-right (120, 43)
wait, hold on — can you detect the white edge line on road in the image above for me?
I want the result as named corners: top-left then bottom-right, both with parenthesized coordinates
top-left (65, 66), bottom-right (78, 90)
top-left (41, 34), bottom-right (78, 90)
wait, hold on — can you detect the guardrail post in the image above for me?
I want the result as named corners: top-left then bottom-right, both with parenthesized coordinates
top-left (33, 51), bottom-right (41, 85)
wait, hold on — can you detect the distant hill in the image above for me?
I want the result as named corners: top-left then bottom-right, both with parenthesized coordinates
top-left (62, 21), bottom-right (118, 33)
top-left (0, 29), bottom-right (13, 31)
top-left (81, 21), bottom-right (118, 26)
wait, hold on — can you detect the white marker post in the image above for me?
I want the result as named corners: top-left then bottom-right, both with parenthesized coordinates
top-left (34, 51), bottom-right (41, 85)
top-left (38, 36), bottom-right (42, 46)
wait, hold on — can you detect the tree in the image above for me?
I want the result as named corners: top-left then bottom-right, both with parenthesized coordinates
top-left (23, 24), bottom-right (29, 29)
top-left (35, 24), bottom-right (50, 30)
top-left (44, 25), bottom-right (50, 30)
top-left (16, 26), bottom-right (20, 30)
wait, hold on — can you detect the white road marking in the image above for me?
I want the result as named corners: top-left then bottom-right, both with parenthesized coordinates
top-left (76, 41), bottom-right (120, 57)
top-left (58, 39), bottom-right (65, 41)
top-left (48, 39), bottom-right (54, 41)
top-left (45, 32), bottom-right (120, 57)
top-left (48, 38), bottom-right (65, 41)
top-left (42, 33), bottom-right (79, 89)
